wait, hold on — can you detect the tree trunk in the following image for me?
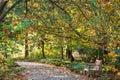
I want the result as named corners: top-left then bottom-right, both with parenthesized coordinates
top-left (41, 41), bottom-right (45, 58)
top-left (25, 31), bottom-right (29, 58)
top-left (60, 45), bottom-right (64, 59)
top-left (4, 43), bottom-right (7, 58)
top-left (66, 48), bottom-right (74, 62)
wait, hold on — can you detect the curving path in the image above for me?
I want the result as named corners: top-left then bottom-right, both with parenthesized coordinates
top-left (17, 62), bottom-right (88, 80)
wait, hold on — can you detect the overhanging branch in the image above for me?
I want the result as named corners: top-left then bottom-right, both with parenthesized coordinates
top-left (0, 0), bottom-right (23, 22)
top-left (49, 0), bottom-right (83, 38)
top-left (49, 0), bottom-right (68, 14)
top-left (0, 0), bottom-right (9, 16)
top-left (71, 0), bottom-right (89, 21)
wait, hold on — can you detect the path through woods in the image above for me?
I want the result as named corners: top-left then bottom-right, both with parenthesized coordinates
top-left (17, 62), bottom-right (88, 80)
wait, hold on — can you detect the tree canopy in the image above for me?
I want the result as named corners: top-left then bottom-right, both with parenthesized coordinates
top-left (0, 0), bottom-right (120, 60)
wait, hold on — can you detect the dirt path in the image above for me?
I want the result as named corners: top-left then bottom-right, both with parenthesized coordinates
top-left (17, 62), bottom-right (88, 80)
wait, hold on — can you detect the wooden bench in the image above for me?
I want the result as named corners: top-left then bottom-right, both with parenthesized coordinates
top-left (83, 59), bottom-right (102, 77)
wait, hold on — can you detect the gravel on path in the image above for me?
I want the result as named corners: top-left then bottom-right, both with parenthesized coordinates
top-left (17, 62), bottom-right (88, 80)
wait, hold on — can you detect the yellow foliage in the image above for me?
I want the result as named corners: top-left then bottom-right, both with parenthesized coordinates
top-left (117, 72), bottom-right (120, 76)
top-left (104, 65), bottom-right (118, 73)
top-left (115, 0), bottom-right (120, 3)
top-left (0, 54), bottom-right (4, 59)
top-left (108, 51), bottom-right (118, 57)
top-left (110, 16), bottom-right (116, 22)
top-left (105, 3), bottom-right (113, 13)
top-left (33, 3), bottom-right (39, 9)
top-left (108, 51), bottom-right (118, 62)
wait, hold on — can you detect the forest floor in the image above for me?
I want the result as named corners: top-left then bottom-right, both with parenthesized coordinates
top-left (16, 62), bottom-right (88, 80)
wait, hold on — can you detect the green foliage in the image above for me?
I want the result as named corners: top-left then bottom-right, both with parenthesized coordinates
top-left (40, 58), bottom-right (84, 73)
top-left (67, 62), bottom-right (84, 69)
top-left (114, 49), bottom-right (120, 64)
top-left (15, 21), bottom-right (32, 31)
top-left (0, 1), bottom-right (120, 79)
top-left (6, 25), bottom-right (14, 31)
top-left (40, 58), bottom-right (71, 66)
top-left (102, 51), bottom-right (119, 75)
top-left (0, 55), bottom-right (24, 80)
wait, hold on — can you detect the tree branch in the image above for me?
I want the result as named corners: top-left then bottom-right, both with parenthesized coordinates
top-left (71, 0), bottom-right (89, 21)
top-left (49, 0), bottom-right (82, 37)
top-left (49, 0), bottom-right (68, 14)
top-left (0, 0), bottom-right (9, 16)
top-left (0, 0), bottom-right (23, 22)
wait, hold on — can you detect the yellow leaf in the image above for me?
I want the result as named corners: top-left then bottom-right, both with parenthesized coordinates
top-left (33, 3), bottom-right (39, 9)
top-left (117, 72), bottom-right (120, 76)
top-left (110, 16), bottom-right (116, 22)
top-left (115, 0), bottom-right (119, 3)
top-left (116, 10), bottom-right (120, 17)
top-left (105, 4), bottom-right (113, 12)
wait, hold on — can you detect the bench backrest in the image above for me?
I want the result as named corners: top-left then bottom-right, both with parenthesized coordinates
top-left (94, 59), bottom-right (102, 70)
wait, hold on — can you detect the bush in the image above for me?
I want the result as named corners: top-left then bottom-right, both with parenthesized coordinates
top-left (40, 58), bottom-right (71, 66)
top-left (0, 54), bottom-right (24, 80)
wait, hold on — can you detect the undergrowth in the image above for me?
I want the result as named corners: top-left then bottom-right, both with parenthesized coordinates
top-left (0, 54), bottom-right (25, 80)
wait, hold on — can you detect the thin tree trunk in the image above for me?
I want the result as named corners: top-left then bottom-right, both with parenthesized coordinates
top-left (39, 38), bottom-right (45, 58)
top-left (60, 45), bottom-right (64, 59)
top-left (25, 31), bottom-right (28, 58)
top-left (66, 48), bottom-right (74, 62)
top-left (4, 43), bottom-right (7, 58)
top-left (41, 41), bottom-right (45, 58)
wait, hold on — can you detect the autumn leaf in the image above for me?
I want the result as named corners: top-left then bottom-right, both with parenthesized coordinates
top-left (104, 3), bottom-right (113, 13)
top-left (115, 0), bottom-right (120, 3)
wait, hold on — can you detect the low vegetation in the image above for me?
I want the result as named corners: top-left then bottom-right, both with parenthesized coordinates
top-left (0, 54), bottom-right (25, 80)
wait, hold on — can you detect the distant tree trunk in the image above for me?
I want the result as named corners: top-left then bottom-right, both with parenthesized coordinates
top-left (25, 31), bottom-right (29, 58)
top-left (60, 45), bottom-right (64, 59)
top-left (66, 49), bottom-right (70, 59)
top-left (4, 43), bottom-right (8, 58)
top-left (66, 48), bottom-right (74, 62)
top-left (39, 38), bottom-right (45, 58)
top-left (41, 41), bottom-right (45, 58)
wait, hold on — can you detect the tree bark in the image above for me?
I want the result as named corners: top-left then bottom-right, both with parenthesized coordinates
top-left (25, 31), bottom-right (29, 58)
top-left (66, 48), bottom-right (74, 62)
top-left (39, 38), bottom-right (45, 58)
top-left (41, 41), bottom-right (45, 58)
top-left (0, 0), bottom-right (8, 16)
top-left (4, 43), bottom-right (8, 58)
top-left (60, 45), bottom-right (64, 59)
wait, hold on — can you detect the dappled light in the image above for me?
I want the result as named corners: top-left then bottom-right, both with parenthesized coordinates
top-left (0, 0), bottom-right (120, 80)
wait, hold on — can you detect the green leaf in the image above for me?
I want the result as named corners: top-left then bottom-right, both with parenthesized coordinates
top-left (15, 8), bottom-right (23, 15)
top-left (0, 43), bottom-right (2, 48)
top-left (6, 25), bottom-right (14, 31)
top-left (0, 31), bottom-right (3, 35)
top-left (89, 0), bottom-right (97, 9)
top-left (16, 21), bottom-right (32, 31)
top-left (114, 48), bottom-right (120, 55)
top-left (62, 14), bottom-right (72, 23)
